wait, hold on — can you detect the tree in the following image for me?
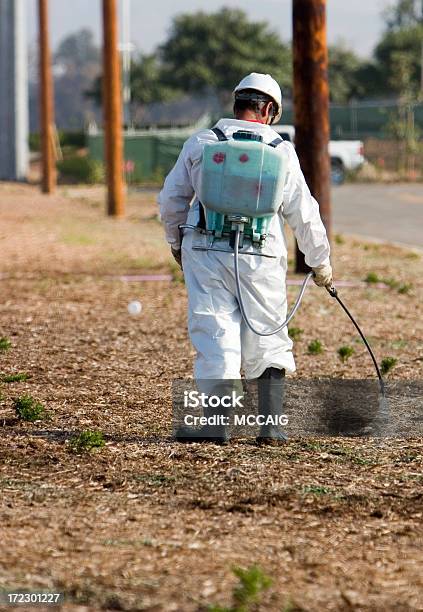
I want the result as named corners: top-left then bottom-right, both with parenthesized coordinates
top-left (328, 45), bottom-right (365, 103)
top-left (159, 9), bottom-right (292, 103)
top-left (130, 54), bottom-right (177, 105)
top-left (52, 30), bottom-right (101, 129)
top-left (385, 51), bottom-right (421, 172)
top-left (54, 29), bottom-right (100, 71)
top-left (29, 29), bottom-right (101, 131)
top-left (87, 53), bottom-right (176, 109)
top-left (384, 0), bottom-right (423, 30)
top-left (374, 25), bottom-right (423, 96)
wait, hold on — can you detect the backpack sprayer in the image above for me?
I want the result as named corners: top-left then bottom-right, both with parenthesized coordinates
top-left (180, 129), bottom-right (386, 405)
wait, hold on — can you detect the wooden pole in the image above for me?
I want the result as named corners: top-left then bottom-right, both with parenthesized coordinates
top-left (38, 0), bottom-right (56, 193)
top-left (293, 0), bottom-right (331, 273)
top-left (102, 0), bottom-right (125, 217)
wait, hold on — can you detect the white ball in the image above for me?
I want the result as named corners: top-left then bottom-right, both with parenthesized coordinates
top-left (128, 300), bottom-right (142, 316)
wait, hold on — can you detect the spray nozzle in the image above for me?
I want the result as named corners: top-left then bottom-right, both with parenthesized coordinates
top-left (326, 284), bottom-right (338, 298)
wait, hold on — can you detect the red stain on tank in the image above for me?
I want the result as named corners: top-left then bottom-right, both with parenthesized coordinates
top-left (239, 154), bottom-right (249, 163)
top-left (213, 152), bottom-right (226, 164)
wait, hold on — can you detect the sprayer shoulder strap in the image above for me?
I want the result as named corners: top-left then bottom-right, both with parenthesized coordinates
top-left (211, 127), bottom-right (283, 148)
top-left (211, 127), bottom-right (228, 141)
top-left (268, 137), bottom-right (283, 148)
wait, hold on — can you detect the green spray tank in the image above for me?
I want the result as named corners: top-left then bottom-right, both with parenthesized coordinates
top-left (199, 130), bottom-right (289, 247)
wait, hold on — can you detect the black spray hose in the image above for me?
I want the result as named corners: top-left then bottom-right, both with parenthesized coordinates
top-left (326, 285), bottom-right (385, 396)
top-left (233, 227), bottom-right (385, 396)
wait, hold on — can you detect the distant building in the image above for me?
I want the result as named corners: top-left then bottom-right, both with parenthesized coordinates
top-left (0, 0), bottom-right (28, 181)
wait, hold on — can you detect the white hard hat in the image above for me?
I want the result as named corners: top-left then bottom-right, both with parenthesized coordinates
top-left (234, 72), bottom-right (282, 124)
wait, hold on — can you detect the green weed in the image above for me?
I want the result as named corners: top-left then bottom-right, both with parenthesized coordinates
top-left (288, 327), bottom-right (304, 341)
top-left (337, 345), bottom-right (354, 363)
top-left (384, 278), bottom-right (412, 294)
top-left (308, 339), bottom-right (323, 355)
top-left (380, 357), bottom-right (397, 376)
top-left (0, 337), bottom-right (12, 352)
top-left (365, 274), bottom-right (412, 294)
top-left (69, 430), bottom-right (106, 453)
top-left (2, 373), bottom-right (29, 383)
top-left (14, 395), bottom-right (46, 422)
top-left (365, 272), bottom-right (380, 284)
top-left (334, 234), bottom-right (345, 245)
top-left (397, 283), bottom-right (413, 294)
top-left (382, 277), bottom-right (399, 289)
top-left (208, 565), bottom-right (272, 612)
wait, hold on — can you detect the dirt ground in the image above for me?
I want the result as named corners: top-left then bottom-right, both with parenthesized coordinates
top-left (0, 183), bottom-right (422, 611)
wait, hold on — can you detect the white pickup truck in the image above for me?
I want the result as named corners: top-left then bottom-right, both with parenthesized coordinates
top-left (275, 125), bottom-right (364, 185)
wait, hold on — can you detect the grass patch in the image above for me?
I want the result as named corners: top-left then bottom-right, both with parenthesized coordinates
top-left (301, 441), bottom-right (326, 451)
top-left (383, 277), bottom-right (413, 293)
top-left (135, 474), bottom-right (176, 486)
top-left (62, 232), bottom-right (96, 246)
top-left (110, 252), bottom-right (167, 271)
top-left (14, 395), bottom-right (47, 422)
top-left (208, 565), bottom-right (272, 612)
top-left (302, 485), bottom-right (330, 496)
top-left (69, 430), bottom-right (106, 453)
top-left (334, 233), bottom-right (345, 245)
top-left (1, 373), bottom-right (29, 383)
top-left (0, 337), bottom-right (12, 352)
top-left (404, 251), bottom-right (420, 260)
top-left (307, 339), bottom-right (323, 355)
top-left (364, 274), bottom-right (412, 294)
top-left (337, 345), bottom-right (354, 363)
top-left (288, 327), bottom-right (303, 341)
top-left (351, 456), bottom-right (374, 466)
top-left (380, 357), bottom-right (398, 376)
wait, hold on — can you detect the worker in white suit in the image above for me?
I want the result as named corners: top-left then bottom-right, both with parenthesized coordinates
top-left (158, 73), bottom-right (332, 444)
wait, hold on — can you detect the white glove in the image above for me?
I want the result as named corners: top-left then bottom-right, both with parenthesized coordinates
top-left (312, 263), bottom-right (333, 288)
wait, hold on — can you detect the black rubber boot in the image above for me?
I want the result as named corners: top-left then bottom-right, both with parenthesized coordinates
top-left (174, 382), bottom-right (231, 445)
top-left (256, 367), bottom-right (288, 445)
top-left (174, 414), bottom-right (229, 444)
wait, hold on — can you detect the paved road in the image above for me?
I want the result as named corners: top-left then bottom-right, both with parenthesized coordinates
top-left (332, 183), bottom-right (423, 249)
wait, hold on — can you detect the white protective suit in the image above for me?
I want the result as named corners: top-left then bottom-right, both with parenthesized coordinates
top-left (158, 118), bottom-right (330, 380)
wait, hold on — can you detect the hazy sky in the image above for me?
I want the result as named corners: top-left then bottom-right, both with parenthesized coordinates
top-left (26, 0), bottom-right (392, 58)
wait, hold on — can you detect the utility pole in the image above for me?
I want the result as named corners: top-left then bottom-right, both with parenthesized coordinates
top-left (0, 0), bottom-right (29, 181)
top-left (102, 0), bottom-right (125, 217)
top-left (293, 0), bottom-right (331, 273)
top-left (38, 0), bottom-right (56, 193)
top-left (121, 0), bottom-right (132, 126)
